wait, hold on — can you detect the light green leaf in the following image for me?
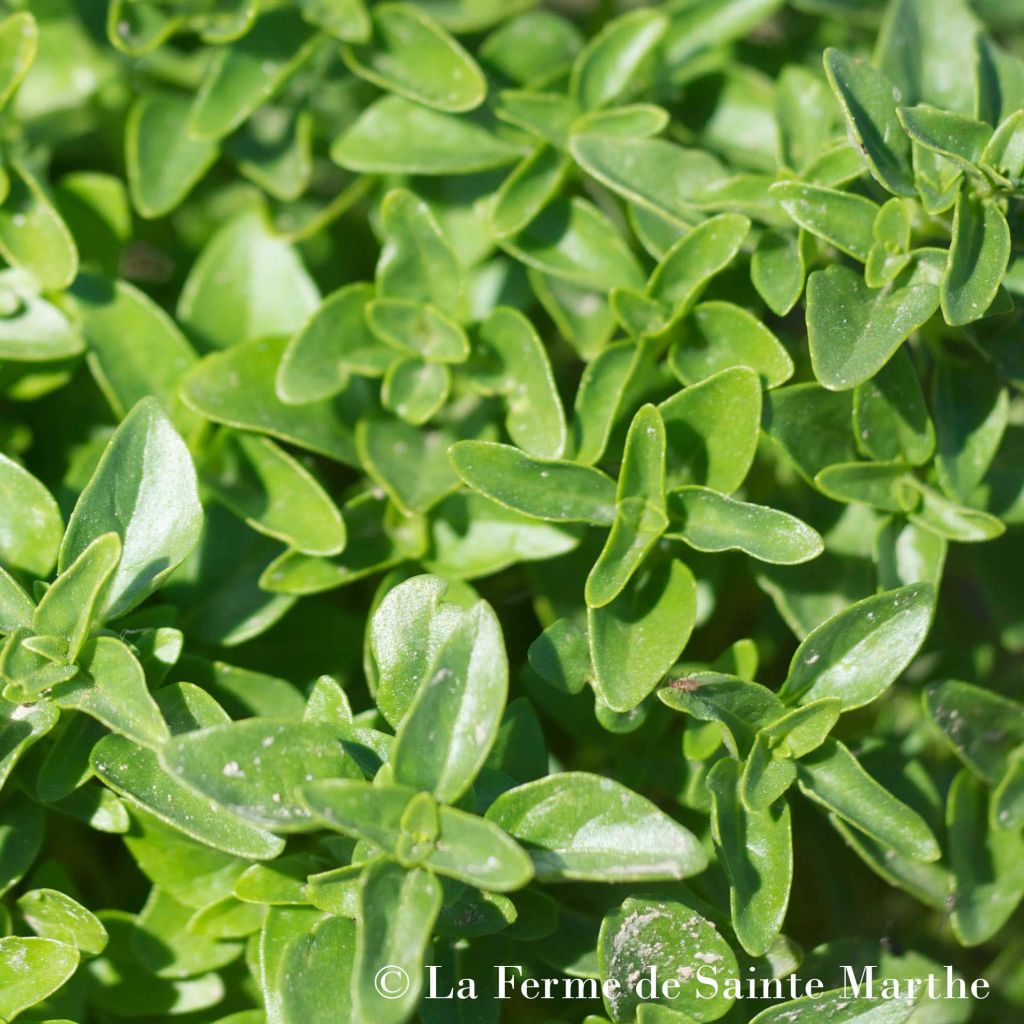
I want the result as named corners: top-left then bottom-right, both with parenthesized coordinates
top-left (367, 298), bottom-right (469, 364)
top-left (941, 189), bottom-right (1011, 327)
top-left (669, 301), bottom-right (794, 388)
top-left (823, 48), bottom-right (914, 196)
top-left (797, 739), bottom-right (940, 861)
top-left (126, 93), bottom-right (218, 218)
top-left (354, 861), bottom-right (441, 1024)
top-left (0, 162), bottom-right (78, 292)
top-left (780, 583), bottom-right (934, 710)
top-left (814, 462), bottom-right (916, 513)
top-left (69, 275), bottom-right (198, 428)
top-left (947, 769), bottom-right (1024, 946)
top-left (586, 405), bottom-right (667, 608)
top-left (666, 486), bottom-right (824, 565)
top-left (391, 598), bottom-right (507, 802)
top-left (450, 441), bottom-right (617, 526)
top-left (183, 336), bottom-right (362, 465)
top-left (569, 8), bottom-right (667, 110)
top-left (33, 533), bottom-right (120, 660)
top-left (275, 914), bottom-right (356, 1024)
top-left (749, 988), bottom-right (918, 1024)
top-left (0, 696), bottom-right (57, 791)
top-left (0, 270), bottom-right (84, 363)
top-left (162, 719), bottom-right (360, 832)
top-left (569, 133), bottom-right (726, 225)
top-left (60, 398), bottom-right (202, 620)
top-left (0, 12), bottom-right (38, 109)
top-left (343, 4), bottom-right (485, 113)
top-left (772, 181), bottom-right (878, 261)
top-left (276, 284), bottom-right (387, 405)
top-left (852, 347), bottom-right (934, 466)
top-left (473, 307), bottom-right (566, 459)
top-left (906, 481), bottom-right (1005, 542)
top-left (331, 95), bottom-right (524, 175)
top-left (589, 559), bottom-right (697, 713)
top-left (0, 452), bottom-right (62, 577)
top-left (806, 256), bottom-right (942, 390)
top-left (751, 229), bottom-right (809, 317)
top-left (18, 888), bottom-right (108, 956)
top-left (646, 214), bottom-right (751, 317)
top-left (708, 758), bottom-right (792, 958)
top-left (598, 895), bottom-right (737, 1023)
top-left (382, 356), bottom-right (450, 425)
top-left (51, 636), bottom-right (169, 748)
top-left (487, 772), bottom-right (707, 882)
top-left (0, 936), bottom-right (79, 1021)
top-left (188, 10), bottom-right (320, 140)
top-left (501, 197), bottom-right (645, 292)
top-left (202, 431), bottom-right (346, 556)
top-left (178, 210), bottom-right (319, 351)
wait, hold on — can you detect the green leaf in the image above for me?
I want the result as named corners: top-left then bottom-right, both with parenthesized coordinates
top-left (806, 256), bottom-right (942, 390)
top-left (472, 307), bottom-right (566, 459)
top-left (779, 584), bottom-right (934, 710)
top-left (491, 145), bottom-right (568, 238)
top-left (933, 357), bottom-right (1008, 501)
top-left (814, 462), bottom-right (916, 513)
top-left (0, 162), bottom-right (78, 292)
top-left (749, 988), bottom-right (918, 1024)
top-left (33, 532), bottom-right (120, 660)
top-left (590, 558), bottom-right (697, 712)
top-left (277, 284), bottom-right (387, 405)
top-left (947, 769), bottom-right (1024, 945)
top-left (598, 895), bottom-right (737, 1023)
top-left (796, 739), bottom-right (940, 861)
top-left (188, 337), bottom-right (364, 466)
top-left (94, 733), bottom-right (280, 859)
top-left (941, 189), bottom-right (1011, 327)
top-left (126, 92), bottom-right (218, 218)
top-left (823, 48), bottom-right (915, 196)
top-left (331, 95), bottom-right (524, 174)
top-left (751, 229), bottom-right (809, 317)
top-left (391, 598), bottom-right (507, 802)
top-left (660, 673), bottom-right (784, 758)
top-left (188, 10), bottom-right (320, 140)
top-left (343, 4), bottom-right (485, 113)
top-left (646, 214), bottom-right (751, 317)
top-left (852, 347), bottom-right (934, 466)
top-left (569, 133), bottom-right (726, 225)
top-left (924, 680), bottom-right (1024, 785)
top-left (528, 618), bottom-right (591, 694)
top-left (669, 301), bottom-right (794, 388)
top-left (771, 182), bottom-right (878, 261)
top-left (0, 695), bottom-right (58, 791)
top-left (51, 636), bottom-right (169, 748)
top-left (0, 12), bottom-right (38, 110)
top-left (450, 441), bottom-right (617, 526)
top-left (667, 486), bottom-right (823, 565)
top-left (0, 936), bottom-right (79, 1021)
top-left (354, 861), bottom-right (441, 1024)
top-left (178, 210), bottom-right (319, 351)
top-left (586, 405), bottom-right (667, 608)
top-left (203, 431), bottom-right (346, 556)
top-left (501, 197), bottom-right (645, 292)
top-left (487, 772), bottom-right (707, 881)
top-left (897, 105), bottom-right (992, 169)
top-left (300, 0), bottom-right (370, 41)
top-left (275, 914), bottom-right (356, 1024)
top-left (0, 452), bottom-right (62, 577)
top-left (60, 398), bottom-right (202, 620)
top-left (69, 275), bottom-right (198, 429)
top-left (162, 719), bottom-right (360, 832)
top-left (368, 298), bottom-right (469, 364)
top-left (906, 480), bottom-right (1005, 542)
top-left (708, 758), bottom-right (792, 958)
top-left (18, 887), bottom-right (108, 956)
top-left (378, 189), bottom-right (463, 316)
top-left (382, 356), bottom-right (450, 425)
top-left (0, 270), bottom-right (84, 363)
top-left (569, 8), bottom-right (667, 110)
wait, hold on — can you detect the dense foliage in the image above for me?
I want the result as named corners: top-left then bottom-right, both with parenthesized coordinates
top-left (1, 0), bottom-right (1024, 1021)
